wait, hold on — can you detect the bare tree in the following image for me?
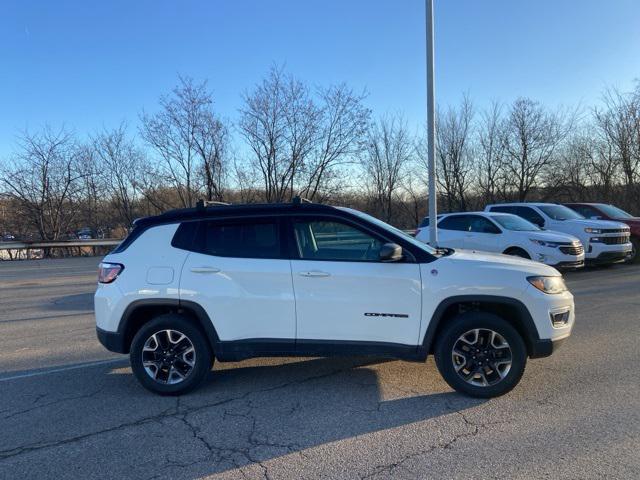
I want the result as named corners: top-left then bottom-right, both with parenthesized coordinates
top-left (239, 67), bottom-right (318, 203)
top-left (92, 124), bottom-right (144, 227)
top-left (140, 76), bottom-right (229, 208)
top-left (361, 116), bottom-right (414, 222)
top-left (477, 101), bottom-right (508, 203)
top-left (593, 86), bottom-right (640, 192)
top-left (503, 98), bottom-right (573, 201)
top-left (434, 95), bottom-right (474, 211)
top-left (239, 67), bottom-right (370, 203)
top-left (299, 84), bottom-right (370, 200)
top-left (0, 127), bottom-right (83, 241)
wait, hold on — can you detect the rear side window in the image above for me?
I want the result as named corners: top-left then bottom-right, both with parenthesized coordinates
top-left (489, 206), bottom-right (515, 214)
top-left (438, 215), bottom-right (472, 232)
top-left (201, 219), bottom-right (281, 259)
top-left (172, 218), bottom-right (283, 259)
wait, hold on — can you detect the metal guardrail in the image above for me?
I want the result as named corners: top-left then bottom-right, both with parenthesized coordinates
top-left (0, 239), bottom-right (122, 250)
top-left (0, 229), bottom-right (418, 254)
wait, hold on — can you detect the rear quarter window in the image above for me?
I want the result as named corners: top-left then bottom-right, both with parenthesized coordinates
top-left (173, 218), bottom-right (284, 259)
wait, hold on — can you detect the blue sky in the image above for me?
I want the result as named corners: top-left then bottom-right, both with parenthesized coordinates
top-left (1, 0), bottom-right (639, 157)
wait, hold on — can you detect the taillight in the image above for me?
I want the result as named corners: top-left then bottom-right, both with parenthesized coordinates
top-left (98, 262), bottom-right (124, 284)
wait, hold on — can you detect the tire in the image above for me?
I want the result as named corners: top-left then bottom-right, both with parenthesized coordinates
top-left (628, 238), bottom-right (640, 264)
top-left (130, 313), bottom-right (213, 395)
top-left (434, 312), bottom-right (527, 398)
top-left (504, 247), bottom-right (530, 259)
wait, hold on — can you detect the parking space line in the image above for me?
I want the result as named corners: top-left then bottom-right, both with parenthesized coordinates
top-left (0, 358), bottom-right (127, 382)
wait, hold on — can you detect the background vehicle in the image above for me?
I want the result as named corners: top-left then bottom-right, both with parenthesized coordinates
top-left (416, 212), bottom-right (584, 269)
top-left (485, 203), bottom-right (632, 265)
top-left (564, 203), bottom-right (640, 263)
top-left (95, 201), bottom-right (574, 398)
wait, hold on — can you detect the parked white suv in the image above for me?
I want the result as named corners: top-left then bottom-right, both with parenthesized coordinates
top-left (485, 203), bottom-right (632, 264)
top-left (415, 212), bottom-right (585, 269)
top-left (95, 200), bottom-right (574, 398)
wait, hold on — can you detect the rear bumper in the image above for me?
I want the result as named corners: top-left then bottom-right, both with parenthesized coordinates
top-left (96, 327), bottom-right (127, 354)
top-left (530, 336), bottom-right (568, 358)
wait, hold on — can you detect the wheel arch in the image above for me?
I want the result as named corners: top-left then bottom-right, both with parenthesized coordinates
top-left (502, 246), bottom-right (531, 258)
top-left (422, 295), bottom-right (543, 358)
top-left (118, 299), bottom-right (219, 354)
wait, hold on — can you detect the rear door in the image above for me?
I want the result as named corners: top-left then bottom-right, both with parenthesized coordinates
top-left (289, 215), bottom-right (422, 346)
top-left (179, 217), bottom-right (296, 342)
top-left (437, 215), bottom-right (472, 248)
top-left (463, 215), bottom-right (502, 251)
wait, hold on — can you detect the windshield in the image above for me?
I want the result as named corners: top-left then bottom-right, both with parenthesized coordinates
top-left (538, 205), bottom-right (585, 221)
top-left (492, 214), bottom-right (540, 231)
top-left (596, 204), bottom-right (633, 219)
top-left (338, 207), bottom-right (438, 255)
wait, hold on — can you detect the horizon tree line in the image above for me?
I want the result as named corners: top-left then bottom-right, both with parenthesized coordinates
top-left (1, 67), bottom-right (639, 244)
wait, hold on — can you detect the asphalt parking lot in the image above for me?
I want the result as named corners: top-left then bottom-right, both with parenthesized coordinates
top-left (0, 257), bottom-right (639, 479)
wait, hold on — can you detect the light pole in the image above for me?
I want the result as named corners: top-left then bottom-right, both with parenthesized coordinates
top-left (426, 0), bottom-right (438, 246)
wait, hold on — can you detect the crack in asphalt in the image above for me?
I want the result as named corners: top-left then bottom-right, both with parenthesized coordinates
top-left (359, 401), bottom-right (505, 479)
top-left (0, 361), bottom-right (366, 463)
top-left (2, 387), bottom-right (105, 420)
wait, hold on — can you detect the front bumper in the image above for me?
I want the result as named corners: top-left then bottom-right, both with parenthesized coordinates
top-left (530, 336), bottom-right (568, 358)
top-left (550, 259), bottom-right (584, 270)
top-left (96, 327), bottom-right (127, 354)
top-left (587, 250), bottom-right (631, 265)
top-left (586, 242), bottom-right (632, 264)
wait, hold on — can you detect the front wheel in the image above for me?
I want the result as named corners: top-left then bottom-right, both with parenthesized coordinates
top-left (130, 314), bottom-right (213, 395)
top-left (628, 238), bottom-right (639, 264)
top-left (434, 313), bottom-right (527, 398)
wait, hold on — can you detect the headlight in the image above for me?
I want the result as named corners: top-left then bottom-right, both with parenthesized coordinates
top-left (585, 227), bottom-right (602, 234)
top-left (527, 276), bottom-right (567, 294)
top-left (530, 239), bottom-right (562, 248)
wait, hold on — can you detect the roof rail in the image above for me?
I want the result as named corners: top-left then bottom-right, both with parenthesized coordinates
top-left (292, 196), bottom-right (312, 205)
top-left (196, 199), bottom-right (231, 210)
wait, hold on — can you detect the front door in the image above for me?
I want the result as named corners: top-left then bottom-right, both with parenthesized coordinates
top-left (289, 216), bottom-right (422, 346)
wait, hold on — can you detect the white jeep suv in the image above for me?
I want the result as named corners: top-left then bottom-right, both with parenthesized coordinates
top-left (95, 200), bottom-right (574, 398)
top-left (485, 203), bottom-right (632, 265)
top-left (415, 212), bottom-right (585, 269)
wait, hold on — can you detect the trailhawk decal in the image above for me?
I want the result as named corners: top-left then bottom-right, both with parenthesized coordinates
top-left (364, 312), bottom-right (409, 318)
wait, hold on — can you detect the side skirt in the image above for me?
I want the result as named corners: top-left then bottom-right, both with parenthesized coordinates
top-left (214, 338), bottom-right (428, 363)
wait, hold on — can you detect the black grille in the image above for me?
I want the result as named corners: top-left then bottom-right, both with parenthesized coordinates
top-left (601, 236), bottom-right (630, 245)
top-left (560, 244), bottom-right (584, 255)
top-left (600, 228), bottom-right (629, 234)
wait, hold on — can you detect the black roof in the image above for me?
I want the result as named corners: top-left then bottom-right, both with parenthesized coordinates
top-left (134, 201), bottom-right (339, 228)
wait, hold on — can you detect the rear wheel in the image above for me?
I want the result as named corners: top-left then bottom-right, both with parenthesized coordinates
top-left (130, 314), bottom-right (213, 395)
top-left (435, 313), bottom-right (527, 398)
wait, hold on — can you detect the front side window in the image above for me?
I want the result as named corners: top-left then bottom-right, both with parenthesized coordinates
top-left (468, 216), bottom-right (501, 234)
top-left (293, 219), bottom-right (383, 261)
top-left (492, 214), bottom-right (540, 232)
top-left (200, 219), bottom-right (281, 259)
top-left (516, 206), bottom-right (546, 227)
top-left (537, 205), bottom-right (584, 221)
top-left (595, 204), bottom-right (633, 219)
top-left (567, 205), bottom-right (595, 218)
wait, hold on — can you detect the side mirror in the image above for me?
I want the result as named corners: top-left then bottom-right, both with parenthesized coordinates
top-left (590, 215), bottom-right (602, 220)
top-left (379, 242), bottom-right (403, 262)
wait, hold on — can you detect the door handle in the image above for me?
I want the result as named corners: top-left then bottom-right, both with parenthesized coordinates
top-left (190, 266), bottom-right (221, 274)
top-left (298, 270), bottom-right (331, 278)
